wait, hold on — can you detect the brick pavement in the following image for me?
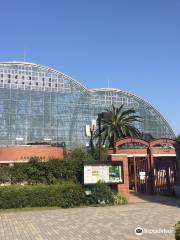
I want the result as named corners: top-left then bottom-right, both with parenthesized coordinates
top-left (0, 198), bottom-right (180, 240)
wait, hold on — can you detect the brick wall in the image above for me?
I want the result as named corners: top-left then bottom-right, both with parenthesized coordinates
top-left (115, 148), bottom-right (147, 155)
top-left (0, 146), bottom-right (64, 163)
top-left (151, 148), bottom-right (176, 155)
top-left (110, 154), bottom-right (129, 197)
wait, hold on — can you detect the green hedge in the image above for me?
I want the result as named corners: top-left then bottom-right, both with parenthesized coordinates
top-left (175, 222), bottom-right (180, 240)
top-left (0, 157), bottom-right (83, 184)
top-left (0, 183), bottom-right (85, 209)
top-left (0, 182), bottom-right (128, 209)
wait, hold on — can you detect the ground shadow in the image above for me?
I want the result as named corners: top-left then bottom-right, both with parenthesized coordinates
top-left (129, 193), bottom-right (180, 208)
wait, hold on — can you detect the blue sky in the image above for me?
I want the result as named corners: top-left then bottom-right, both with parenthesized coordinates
top-left (0, 0), bottom-right (179, 134)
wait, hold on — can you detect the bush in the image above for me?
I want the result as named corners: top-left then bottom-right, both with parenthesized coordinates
top-left (65, 148), bottom-right (92, 162)
top-left (0, 157), bottom-right (84, 185)
top-left (86, 182), bottom-right (114, 205)
top-left (0, 166), bottom-right (11, 183)
top-left (46, 158), bottom-right (83, 184)
top-left (113, 193), bottom-right (128, 205)
top-left (175, 222), bottom-right (180, 240)
top-left (88, 147), bottom-right (109, 161)
top-left (0, 183), bottom-right (85, 209)
top-left (9, 163), bottom-right (27, 184)
top-left (85, 182), bottom-right (128, 206)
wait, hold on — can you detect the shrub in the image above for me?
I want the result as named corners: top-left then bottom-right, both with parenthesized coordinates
top-left (0, 166), bottom-right (11, 183)
top-left (175, 221), bottom-right (180, 240)
top-left (86, 182), bottom-right (114, 205)
top-left (9, 163), bottom-right (27, 184)
top-left (0, 183), bottom-right (85, 209)
top-left (25, 158), bottom-right (48, 184)
top-left (46, 159), bottom-right (79, 183)
top-left (0, 156), bottom-right (84, 185)
top-left (65, 148), bottom-right (92, 162)
top-left (88, 147), bottom-right (109, 161)
top-left (113, 193), bottom-right (128, 205)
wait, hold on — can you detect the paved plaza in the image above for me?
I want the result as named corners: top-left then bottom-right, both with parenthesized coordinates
top-left (0, 197), bottom-right (180, 240)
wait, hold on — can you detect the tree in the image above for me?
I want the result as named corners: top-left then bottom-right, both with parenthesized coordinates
top-left (87, 146), bottom-right (109, 161)
top-left (94, 104), bottom-right (141, 149)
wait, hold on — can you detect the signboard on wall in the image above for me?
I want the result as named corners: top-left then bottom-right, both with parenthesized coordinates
top-left (84, 162), bottom-right (123, 184)
top-left (139, 171), bottom-right (146, 180)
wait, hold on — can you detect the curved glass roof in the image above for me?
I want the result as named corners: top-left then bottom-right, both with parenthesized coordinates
top-left (89, 88), bottom-right (175, 139)
top-left (0, 61), bottom-right (89, 95)
top-left (0, 62), bottom-right (175, 147)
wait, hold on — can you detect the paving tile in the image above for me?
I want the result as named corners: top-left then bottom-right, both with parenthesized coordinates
top-left (0, 198), bottom-right (179, 240)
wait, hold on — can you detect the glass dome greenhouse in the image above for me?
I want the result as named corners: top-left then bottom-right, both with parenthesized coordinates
top-left (0, 62), bottom-right (175, 148)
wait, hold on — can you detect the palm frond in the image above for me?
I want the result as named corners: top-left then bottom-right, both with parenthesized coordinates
top-left (93, 104), bottom-right (142, 148)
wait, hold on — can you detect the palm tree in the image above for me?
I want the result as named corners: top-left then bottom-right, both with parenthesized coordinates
top-left (94, 104), bottom-right (142, 149)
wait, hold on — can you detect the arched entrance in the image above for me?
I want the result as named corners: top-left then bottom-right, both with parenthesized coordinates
top-left (114, 138), bottom-right (177, 196)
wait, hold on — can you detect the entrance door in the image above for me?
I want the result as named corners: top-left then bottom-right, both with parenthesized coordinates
top-left (154, 157), bottom-right (177, 195)
top-left (128, 157), bottom-right (149, 194)
top-left (135, 158), bottom-right (149, 193)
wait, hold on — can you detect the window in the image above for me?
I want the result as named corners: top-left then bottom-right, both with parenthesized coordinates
top-left (15, 75), bottom-right (18, 79)
top-left (8, 74), bottom-right (11, 78)
top-left (36, 82), bottom-right (38, 86)
top-left (29, 76), bottom-right (31, 80)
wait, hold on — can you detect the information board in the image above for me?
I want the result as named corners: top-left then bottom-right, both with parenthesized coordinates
top-left (84, 163), bottom-right (123, 184)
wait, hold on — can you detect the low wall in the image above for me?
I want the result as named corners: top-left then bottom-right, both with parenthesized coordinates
top-left (0, 145), bottom-right (64, 164)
